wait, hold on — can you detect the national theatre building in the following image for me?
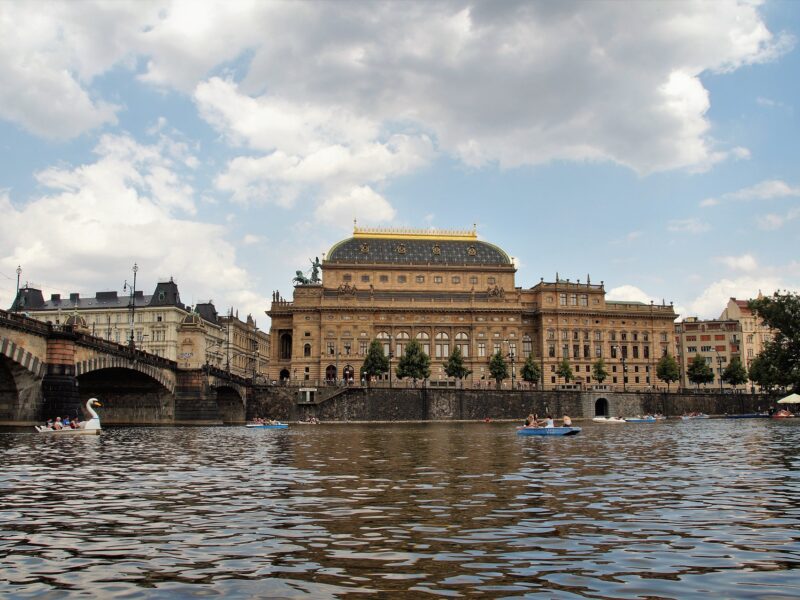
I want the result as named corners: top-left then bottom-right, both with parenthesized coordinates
top-left (267, 226), bottom-right (677, 390)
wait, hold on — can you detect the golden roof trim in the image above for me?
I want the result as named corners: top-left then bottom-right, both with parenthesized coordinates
top-left (353, 221), bottom-right (477, 241)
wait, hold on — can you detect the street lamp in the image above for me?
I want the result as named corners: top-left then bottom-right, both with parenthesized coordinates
top-left (388, 335), bottom-right (394, 388)
top-left (613, 345), bottom-right (627, 392)
top-left (715, 350), bottom-right (723, 392)
top-left (124, 263), bottom-right (138, 350)
top-left (504, 339), bottom-right (515, 389)
top-left (15, 265), bottom-right (21, 310)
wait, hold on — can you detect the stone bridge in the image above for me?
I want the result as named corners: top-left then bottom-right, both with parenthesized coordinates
top-left (0, 309), bottom-right (252, 426)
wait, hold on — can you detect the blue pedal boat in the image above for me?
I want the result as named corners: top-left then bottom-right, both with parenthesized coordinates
top-left (246, 423), bottom-right (289, 429)
top-left (517, 426), bottom-right (581, 436)
top-left (625, 417), bottom-right (657, 423)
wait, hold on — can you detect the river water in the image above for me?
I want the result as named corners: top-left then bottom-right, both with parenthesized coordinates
top-left (1, 419), bottom-right (799, 599)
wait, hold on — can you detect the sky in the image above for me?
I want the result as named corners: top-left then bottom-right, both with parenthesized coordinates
top-left (0, 0), bottom-right (798, 326)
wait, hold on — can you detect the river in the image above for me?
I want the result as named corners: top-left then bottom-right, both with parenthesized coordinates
top-left (1, 419), bottom-right (799, 598)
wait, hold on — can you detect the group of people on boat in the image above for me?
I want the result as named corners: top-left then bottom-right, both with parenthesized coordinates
top-left (250, 417), bottom-right (281, 425)
top-left (523, 413), bottom-right (572, 428)
top-left (41, 416), bottom-right (83, 430)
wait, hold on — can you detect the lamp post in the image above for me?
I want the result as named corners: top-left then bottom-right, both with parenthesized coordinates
top-left (715, 350), bottom-right (723, 392)
top-left (388, 335), bottom-right (394, 388)
top-left (613, 345), bottom-right (626, 392)
top-left (125, 263), bottom-right (138, 350)
top-left (15, 265), bottom-right (21, 310)
top-left (336, 350), bottom-right (340, 386)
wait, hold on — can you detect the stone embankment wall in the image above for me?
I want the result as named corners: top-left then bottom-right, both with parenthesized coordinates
top-left (249, 386), bottom-right (774, 422)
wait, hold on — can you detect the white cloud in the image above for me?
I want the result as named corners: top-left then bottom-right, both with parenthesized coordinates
top-left (685, 276), bottom-right (796, 319)
top-left (0, 134), bottom-right (265, 320)
top-left (757, 207), bottom-right (800, 230)
top-left (727, 179), bottom-right (800, 201)
top-left (242, 234), bottom-right (263, 245)
top-left (716, 254), bottom-right (758, 272)
top-left (314, 186), bottom-right (396, 225)
top-left (1, 1), bottom-right (790, 173)
top-left (667, 218), bottom-right (710, 234)
top-left (606, 285), bottom-right (657, 304)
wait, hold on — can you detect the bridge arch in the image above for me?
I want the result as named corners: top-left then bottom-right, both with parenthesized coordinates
top-left (207, 375), bottom-right (246, 424)
top-left (77, 367), bottom-right (174, 425)
top-left (0, 336), bottom-right (46, 423)
top-left (76, 356), bottom-right (175, 393)
top-left (0, 336), bottom-right (46, 379)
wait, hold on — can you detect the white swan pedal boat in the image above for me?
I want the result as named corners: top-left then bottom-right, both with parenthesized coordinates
top-left (35, 398), bottom-right (102, 435)
top-left (592, 416), bottom-right (626, 424)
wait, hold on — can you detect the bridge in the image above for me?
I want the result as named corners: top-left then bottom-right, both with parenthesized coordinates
top-left (0, 309), bottom-right (251, 426)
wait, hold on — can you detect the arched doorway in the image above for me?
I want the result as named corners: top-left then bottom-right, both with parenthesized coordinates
top-left (279, 368), bottom-right (290, 382)
top-left (595, 398), bottom-right (609, 417)
top-left (325, 365), bottom-right (337, 383)
top-left (343, 365), bottom-right (354, 384)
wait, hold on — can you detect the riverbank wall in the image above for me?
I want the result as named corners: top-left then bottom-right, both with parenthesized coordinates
top-left (248, 387), bottom-right (774, 422)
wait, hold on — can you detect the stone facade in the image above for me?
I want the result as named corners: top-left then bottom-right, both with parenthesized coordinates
top-left (268, 226), bottom-right (678, 390)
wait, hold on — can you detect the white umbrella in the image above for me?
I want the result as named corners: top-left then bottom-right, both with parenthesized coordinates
top-left (777, 393), bottom-right (800, 404)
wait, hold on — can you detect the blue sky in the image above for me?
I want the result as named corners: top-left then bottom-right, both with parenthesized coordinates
top-left (0, 0), bottom-right (797, 324)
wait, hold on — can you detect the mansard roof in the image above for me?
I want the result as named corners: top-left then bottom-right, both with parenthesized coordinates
top-left (326, 226), bottom-right (512, 266)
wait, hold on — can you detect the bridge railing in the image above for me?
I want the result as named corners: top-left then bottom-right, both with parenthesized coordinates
top-left (0, 309), bottom-right (52, 335)
top-left (74, 332), bottom-right (177, 370)
top-left (203, 364), bottom-right (251, 386)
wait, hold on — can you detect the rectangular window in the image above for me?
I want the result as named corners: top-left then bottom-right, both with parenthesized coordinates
top-left (595, 345), bottom-right (602, 357)
top-left (715, 334), bottom-right (725, 341)
top-left (562, 331), bottom-right (569, 340)
top-left (494, 344), bottom-right (501, 355)
top-left (548, 344), bottom-right (555, 357)
top-left (343, 274), bottom-right (352, 282)
top-left (470, 276), bottom-right (478, 284)
top-left (562, 344), bottom-right (569, 357)
top-left (583, 344), bottom-right (590, 358)
top-left (452, 276), bottom-right (461, 284)
top-left (379, 275), bottom-right (388, 283)
top-left (643, 345), bottom-right (649, 359)
top-left (701, 345), bottom-right (712, 352)
top-left (633, 346), bottom-right (639, 359)
top-left (595, 331), bottom-right (602, 341)
top-left (688, 346), bottom-right (697, 353)
top-left (416, 275), bottom-right (424, 283)
top-left (488, 277), bottom-right (496, 284)
top-left (327, 342), bottom-right (335, 355)
top-left (434, 276), bottom-right (443, 284)
top-left (361, 275), bottom-right (370, 282)
top-left (569, 294), bottom-right (577, 306)
top-left (478, 343), bottom-right (486, 357)
top-left (360, 341), bottom-right (367, 355)
top-left (398, 275), bottom-right (407, 283)
top-left (579, 294), bottom-right (588, 306)
top-left (559, 293), bottom-right (567, 306)
top-left (573, 344), bottom-right (579, 358)
top-left (701, 335), bottom-right (711, 341)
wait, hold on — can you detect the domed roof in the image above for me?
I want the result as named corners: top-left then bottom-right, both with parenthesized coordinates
top-left (180, 311), bottom-right (205, 328)
top-left (65, 313), bottom-right (88, 329)
top-left (326, 227), bottom-right (511, 266)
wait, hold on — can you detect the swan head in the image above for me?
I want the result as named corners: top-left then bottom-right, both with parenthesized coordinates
top-left (89, 398), bottom-right (101, 407)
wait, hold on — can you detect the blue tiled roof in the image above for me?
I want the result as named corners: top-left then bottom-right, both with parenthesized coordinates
top-left (327, 237), bottom-right (511, 265)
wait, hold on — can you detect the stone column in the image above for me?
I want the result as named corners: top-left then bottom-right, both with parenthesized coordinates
top-left (42, 329), bottom-right (81, 419)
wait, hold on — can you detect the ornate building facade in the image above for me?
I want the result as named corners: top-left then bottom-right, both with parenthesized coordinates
top-left (268, 227), bottom-right (678, 390)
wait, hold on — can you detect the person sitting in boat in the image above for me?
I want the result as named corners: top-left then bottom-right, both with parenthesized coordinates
top-left (45, 419), bottom-right (54, 430)
top-left (544, 415), bottom-right (555, 428)
top-left (562, 415), bottom-right (572, 427)
top-left (524, 413), bottom-right (537, 427)
top-left (52, 417), bottom-right (63, 430)
top-left (62, 416), bottom-right (71, 428)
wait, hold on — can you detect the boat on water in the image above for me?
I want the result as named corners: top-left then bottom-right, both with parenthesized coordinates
top-left (625, 416), bottom-right (657, 423)
top-left (35, 398), bottom-right (102, 435)
top-left (680, 413), bottom-right (710, 420)
top-left (246, 422), bottom-right (289, 429)
top-left (517, 426), bottom-right (581, 436)
top-left (592, 416), bottom-right (626, 424)
top-left (772, 409), bottom-right (795, 419)
top-left (724, 413), bottom-right (770, 419)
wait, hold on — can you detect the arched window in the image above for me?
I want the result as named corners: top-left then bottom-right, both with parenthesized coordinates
top-left (303, 343), bottom-right (311, 357)
top-left (435, 332), bottom-right (450, 358)
top-left (455, 332), bottom-right (469, 357)
top-left (416, 331), bottom-right (431, 355)
top-left (522, 334), bottom-right (532, 357)
top-left (376, 331), bottom-right (390, 355)
top-left (396, 331), bottom-right (410, 356)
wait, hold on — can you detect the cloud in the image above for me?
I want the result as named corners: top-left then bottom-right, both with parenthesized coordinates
top-left (685, 276), bottom-right (798, 319)
top-left (716, 254), bottom-right (758, 272)
top-left (757, 207), bottom-right (800, 230)
top-left (1, 1), bottom-right (790, 173)
top-left (703, 179), bottom-right (800, 207)
top-left (242, 234), bottom-right (263, 245)
top-left (606, 285), bottom-right (657, 304)
top-left (667, 218), bottom-right (710, 234)
top-left (314, 186), bottom-right (396, 225)
top-left (0, 133), bottom-right (264, 320)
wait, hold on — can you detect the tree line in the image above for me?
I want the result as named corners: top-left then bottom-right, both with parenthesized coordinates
top-left (357, 291), bottom-right (798, 392)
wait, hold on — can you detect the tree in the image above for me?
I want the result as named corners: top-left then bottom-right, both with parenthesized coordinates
top-left (361, 340), bottom-right (389, 386)
top-left (722, 356), bottom-right (748, 388)
top-left (488, 351), bottom-right (509, 386)
top-left (444, 346), bottom-right (471, 385)
top-left (556, 358), bottom-right (573, 383)
top-left (687, 354), bottom-right (714, 389)
top-left (656, 353), bottom-right (680, 391)
top-left (748, 352), bottom-right (780, 392)
top-left (520, 354), bottom-right (541, 387)
top-left (750, 291), bottom-right (800, 391)
top-left (395, 339), bottom-right (431, 385)
top-left (591, 358), bottom-right (608, 384)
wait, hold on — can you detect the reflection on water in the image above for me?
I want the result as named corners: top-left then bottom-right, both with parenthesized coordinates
top-left (1, 420), bottom-right (799, 598)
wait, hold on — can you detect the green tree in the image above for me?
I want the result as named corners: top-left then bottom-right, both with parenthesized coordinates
top-left (520, 354), bottom-right (541, 387)
top-left (488, 351), bottom-right (509, 386)
top-left (750, 291), bottom-right (800, 391)
top-left (444, 346), bottom-right (471, 386)
top-left (722, 356), bottom-right (748, 388)
top-left (748, 353), bottom-right (780, 392)
top-left (361, 339), bottom-right (389, 386)
top-left (591, 358), bottom-right (608, 384)
top-left (395, 339), bottom-right (431, 385)
top-left (556, 358), bottom-right (573, 383)
top-left (687, 354), bottom-right (714, 389)
top-left (656, 353), bottom-right (681, 392)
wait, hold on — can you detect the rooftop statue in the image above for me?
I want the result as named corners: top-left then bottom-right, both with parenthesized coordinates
top-left (293, 271), bottom-right (310, 286)
top-left (310, 257), bottom-right (321, 283)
